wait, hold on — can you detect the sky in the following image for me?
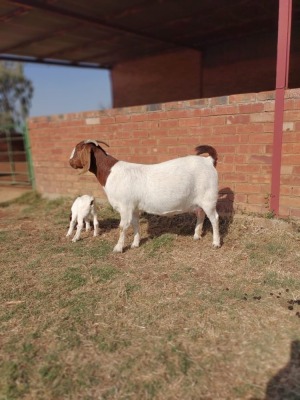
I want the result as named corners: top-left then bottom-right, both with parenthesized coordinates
top-left (24, 63), bottom-right (112, 118)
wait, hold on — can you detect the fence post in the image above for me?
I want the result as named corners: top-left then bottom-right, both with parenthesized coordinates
top-left (23, 123), bottom-right (35, 189)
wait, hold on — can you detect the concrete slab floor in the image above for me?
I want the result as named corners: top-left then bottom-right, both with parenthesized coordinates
top-left (0, 186), bottom-right (32, 203)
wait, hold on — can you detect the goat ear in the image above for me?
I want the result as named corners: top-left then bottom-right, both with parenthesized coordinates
top-left (79, 145), bottom-right (91, 174)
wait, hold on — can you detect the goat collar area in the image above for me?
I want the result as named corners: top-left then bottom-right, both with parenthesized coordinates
top-left (91, 146), bottom-right (118, 187)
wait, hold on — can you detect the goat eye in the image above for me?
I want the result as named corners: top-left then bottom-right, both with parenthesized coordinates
top-left (69, 148), bottom-right (76, 159)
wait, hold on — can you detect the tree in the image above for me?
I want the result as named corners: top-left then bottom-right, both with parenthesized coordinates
top-left (0, 61), bottom-right (34, 131)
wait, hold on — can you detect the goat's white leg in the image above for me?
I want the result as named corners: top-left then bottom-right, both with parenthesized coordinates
top-left (113, 209), bottom-right (132, 253)
top-left (66, 218), bottom-right (76, 237)
top-left (85, 219), bottom-right (91, 231)
top-left (72, 217), bottom-right (84, 242)
top-left (131, 210), bottom-right (140, 248)
top-left (202, 205), bottom-right (220, 248)
top-left (194, 208), bottom-right (205, 240)
top-left (93, 215), bottom-right (99, 237)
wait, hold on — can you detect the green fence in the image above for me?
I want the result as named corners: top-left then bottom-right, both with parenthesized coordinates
top-left (0, 124), bottom-right (34, 187)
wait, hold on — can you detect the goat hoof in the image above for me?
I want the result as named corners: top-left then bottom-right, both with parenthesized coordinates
top-left (193, 234), bottom-right (201, 241)
top-left (113, 245), bottom-right (123, 253)
top-left (131, 243), bottom-right (139, 249)
top-left (213, 243), bottom-right (221, 249)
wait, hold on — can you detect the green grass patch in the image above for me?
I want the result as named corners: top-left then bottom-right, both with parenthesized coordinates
top-left (1, 198), bottom-right (300, 399)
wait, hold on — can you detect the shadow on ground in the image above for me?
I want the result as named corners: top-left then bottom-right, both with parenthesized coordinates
top-left (98, 187), bottom-right (235, 244)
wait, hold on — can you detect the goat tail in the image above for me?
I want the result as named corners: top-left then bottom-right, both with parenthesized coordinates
top-left (195, 145), bottom-right (218, 167)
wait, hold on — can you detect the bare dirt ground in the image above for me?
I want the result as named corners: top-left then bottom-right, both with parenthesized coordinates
top-left (0, 192), bottom-right (300, 400)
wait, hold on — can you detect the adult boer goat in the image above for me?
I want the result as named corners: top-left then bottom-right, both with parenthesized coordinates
top-left (69, 139), bottom-right (220, 253)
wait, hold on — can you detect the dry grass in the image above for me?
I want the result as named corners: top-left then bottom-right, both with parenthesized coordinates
top-left (1, 192), bottom-right (300, 400)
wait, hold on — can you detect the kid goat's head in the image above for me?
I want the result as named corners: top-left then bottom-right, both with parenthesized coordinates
top-left (69, 139), bottom-right (109, 174)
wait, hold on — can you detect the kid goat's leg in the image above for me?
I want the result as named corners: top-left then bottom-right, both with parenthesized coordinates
top-left (72, 216), bottom-right (84, 242)
top-left (66, 217), bottom-right (76, 237)
top-left (93, 214), bottom-right (99, 237)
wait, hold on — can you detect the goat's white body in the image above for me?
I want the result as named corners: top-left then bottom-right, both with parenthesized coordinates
top-left (104, 155), bottom-right (220, 252)
top-left (66, 195), bottom-right (99, 242)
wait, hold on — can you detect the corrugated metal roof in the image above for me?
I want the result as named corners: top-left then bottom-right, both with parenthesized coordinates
top-left (0, 0), bottom-right (299, 69)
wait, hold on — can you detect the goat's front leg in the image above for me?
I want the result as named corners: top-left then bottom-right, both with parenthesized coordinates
top-left (131, 210), bottom-right (140, 248)
top-left (113, 209), bottom-right (131, 253)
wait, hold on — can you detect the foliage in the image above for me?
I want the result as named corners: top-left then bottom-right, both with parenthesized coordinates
top-left (0, 61), bottom-right (33, 130)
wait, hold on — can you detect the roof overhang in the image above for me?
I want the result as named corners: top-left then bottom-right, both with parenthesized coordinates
top-left (1, 0), bottom-right (299, 69)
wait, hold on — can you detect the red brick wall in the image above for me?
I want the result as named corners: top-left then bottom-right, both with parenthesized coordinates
top-left (203, 31), bottom-right (300, 98)
top-left (111, 30), bottom-right (300, 108)
top-left (111, 49), bottom-right (202, 107)
top-left (28, 89), bottom-right (300, 219)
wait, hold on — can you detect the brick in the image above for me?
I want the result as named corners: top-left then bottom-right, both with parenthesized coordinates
top-left (282, 143), bottom-right (300, 154)
top-left (280, 186), bottom-right (293, 196)
top-left (250, 113), bottom-right (274, 123)
top-left (132, 131), bottom-right (149, 138)
top-left (214, 105), bottom-right (239, 115)
top-left (235, 183), bottom-right (261, 194)
top-left (229, 93), bottom-right (257, 104)
top-left (213, 125), bottom-right (237, 135)
top-left (284, 111), bottom-right (300, 121)
top-left (179, 117), bottom-right (201, 127)
top-left (202, 116), bottom-right (226, 126)
top-left (249, 155), bottom-right (272, 164)
top-left (238, 144), bottom-right (266, 154)
top-left (248, 194), bottom-right (267, 204)
top-left (222, 173), bottom-right (247, 182)
top-left (115, 115), bottom-right (131, 123)
top-left (226, 115), bottom-right (250, 125)
top-left (217, 163), bottom-right (234, 173)
top-left (264, 102), bottom-right (275, 112)
top-left (159, 119), bottom-right (179, 129)
top-left (248, 133), bottom-right (273, 144)
top-left (158, 137), bottom-right (178, 146)
top-left (293, 166), bottom-right (300, 175)
top-left (244, 204), bottom-right (266, 214)
top-left (283, 122), bottom-right (295, 132)
top-left (85, 117), bottom-right (100, 125)
top-left (290, 208), bottom-right (300, 218)
top-left (280, 175), bottom-right (300, 185)
top-left (131, 114), bottom-right (148, 122)
top-left (236, 164), bottom-right (261, 173)
top-left (281, 154), bottom-right (300, 165)
top-left (280, 196), bottom-right (300, 208)
top-left (238, 103), bottom-right (264, 114)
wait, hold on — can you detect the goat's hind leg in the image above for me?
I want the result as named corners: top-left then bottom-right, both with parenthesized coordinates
top-left (202, 205), bottom-right (221, 248)
top-left (66, 217), bottom-right (76, 237)
top-left (72, 216), bottom-right (84, 242)
top-left (194, 208), bottom-right (205, 240)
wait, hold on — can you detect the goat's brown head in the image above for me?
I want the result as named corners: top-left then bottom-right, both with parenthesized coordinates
top-left (69, 139), bottom-right (109, 174)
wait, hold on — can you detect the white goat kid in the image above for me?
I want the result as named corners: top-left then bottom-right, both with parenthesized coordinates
top-left (69, 140), bottom-right (221, 253)
top-left (66, 195), bottom-right (99, 242)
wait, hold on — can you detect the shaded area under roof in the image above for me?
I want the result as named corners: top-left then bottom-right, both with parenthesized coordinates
top-left (1, 0), bottom-right (300, 69)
